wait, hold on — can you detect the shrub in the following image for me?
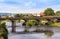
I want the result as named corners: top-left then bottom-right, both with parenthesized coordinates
top-left (47, 21), bottom-right (55, 25)
top-left (38, 19), bottom-right (48, 26)
top-left (26, 20), bottom-right (37, 28)
top-left (0, 23), bottom-right (8, 39)
top-left (25, 20), bottom-right (37, 32)
top-left (44, 31), bottom-right (54, 37)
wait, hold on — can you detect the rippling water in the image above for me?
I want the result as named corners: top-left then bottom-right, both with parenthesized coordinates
top-left (6, 22), bottom-right (60, 39)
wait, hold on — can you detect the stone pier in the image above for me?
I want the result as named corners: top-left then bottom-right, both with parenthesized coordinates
top-left (11, 20), bottom-right (16, 32)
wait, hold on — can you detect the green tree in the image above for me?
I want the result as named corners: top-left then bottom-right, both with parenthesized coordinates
top-left (44, 31), bottom-right (54, 37)
top-left (44, 8), bottom-right (55, 16)
top-left (23, 14), bottom-right (33, 18)
top-left (14, 14), bottom-right (24, 22)
top-left (14, 14), bottom-right (20, 18)
top-left (25, 20), bottom-right (37, 32)
top-left (56, 11), bottom-right (60, 16)
top-left (38, 19), bottom-right (48, 26)
top-left (19, 14), bottom-right (24, 17)
top-left (47, 21), bottom-right (55, 26)
top-left (0, 23), bottom-right (8, 39)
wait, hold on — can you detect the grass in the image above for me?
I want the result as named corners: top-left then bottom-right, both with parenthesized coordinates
top-left (50, 22), bottom-right (60, 27)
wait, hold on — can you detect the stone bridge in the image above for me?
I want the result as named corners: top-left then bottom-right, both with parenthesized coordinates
top-left (0, 16), bottom-right (60, 33)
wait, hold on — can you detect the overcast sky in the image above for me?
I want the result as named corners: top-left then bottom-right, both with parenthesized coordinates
top-left (0, 0), bottom-right (60, 13)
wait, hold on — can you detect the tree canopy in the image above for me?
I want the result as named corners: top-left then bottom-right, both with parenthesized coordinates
top-left (55, 11), bottom-right (60, 16)
top-left (44, 8), bottom-right (55, 16)
top-left (26, 20), bottom-right (37, 28)
top-left (0, 23), bottom-right (8, 39)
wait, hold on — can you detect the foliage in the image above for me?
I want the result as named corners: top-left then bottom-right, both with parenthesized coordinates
top-left (47, 21), bottom-right (55, 25)
top-left (44, 31), bottom-right (54, 37)
top-left (0, 23), bottom-right (8, 39)
top-left (14, 14), bottom-right (25, 18)
top-left (23, 15), bottom-right (29, 18)
top-left (19, 14), bottom-right (24, 17)
top-left (14, 14), bottom-right (34, 18)
top-left (44, 8), bottom-right (55, 16)
top-left (26, 20), bottom-right (37, 28)
top-left (14, 14), bottom-right (20, 18)
top-left (38, 19), bottom-right (48, 26)
top-left (23, 14), bottom-right (34, 18)
top-left (55, 11), bottom-right (60, 16)
top-left (25, 20), bottom-right (37, 32)
top-left (27, 14), bottom-right (34, 18)
top-left (50, 23), bottom-right (60, 27)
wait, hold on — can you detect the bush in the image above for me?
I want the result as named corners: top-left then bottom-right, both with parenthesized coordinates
top-left (38, 19), bottom-right (48, 26)
top-left (24, 20), bottom-right (37, 32)
top-left (0, 23), bottom-right (8, 39)
top-left (26, 20), bottom-right (37, 28)
top-left (47, 21), bottom-right (55, 25)
top-left (44, 31), bottom-right (54, 37)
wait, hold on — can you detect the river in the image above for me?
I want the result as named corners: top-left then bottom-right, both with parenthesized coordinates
top-left (6, 22), bottom-right (60, 39)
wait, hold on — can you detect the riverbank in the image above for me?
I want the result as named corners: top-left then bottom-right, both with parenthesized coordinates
top-left (50, 23), bottom-right (60, 27)
top-left (5, 22), bottom-right (60, 39)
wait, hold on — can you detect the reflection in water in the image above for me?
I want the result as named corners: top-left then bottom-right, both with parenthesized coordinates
top-left (44, 30), bottom-right (54, 37)
top-left (5, 22), bottom-right (60, 39)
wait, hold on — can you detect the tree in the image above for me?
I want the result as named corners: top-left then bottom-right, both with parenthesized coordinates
top-left (56, 11), bottom-right (60, 16)
top-left (25, 20), bottom-right (37, 32)
top-left (23, 14), bottom-right (34, 18)
top-left (44, 31), bottom-right (54, 37)
top-left (44, 8), bottom-right (55, 16)
top-left (38, 19), bottom-right (48, 26)
top-left (14, 14), bottom-right (20, 18)
top-left (14, 14), bottom-right (24, 22)
top-left (0, 23), bottom-right (8, 39)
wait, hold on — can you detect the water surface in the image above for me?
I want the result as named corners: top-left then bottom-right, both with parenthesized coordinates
top-left (6, 22), bottom-right (60, 39)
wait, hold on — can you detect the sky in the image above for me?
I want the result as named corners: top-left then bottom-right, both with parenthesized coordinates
top-left (0, 0), bottom-right (60, 13)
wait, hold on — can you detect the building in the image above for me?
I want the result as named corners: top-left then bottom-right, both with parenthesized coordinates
top-left (40, 12), bottom-right (45, 17)
top-left (0, 13), bottom-right (11, 18)
top-left (32, 12), bottom-right (44, 17)
top-left (32, 13), bottom-right (40, 16)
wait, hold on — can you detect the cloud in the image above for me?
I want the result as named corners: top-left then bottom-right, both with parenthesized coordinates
top-left (5, 0), bottom-right (21, 3)
top-left (0, 0), bottom-right (60, 13)
top-left (39, 0), bottom-right (49, 3)
top-left (24, 1), bottom-right (33, 7)
top-left (0, 0), bottom-right (4, 2)
top-left (0, 3), bottom-right (43, 13)
top-left (39, 0), bottom-right (54, 3)
top-left (0, 3), bottom-right (60, 13)
top-left (24, 1), bottom-right (36, 8)
top-left (48, 5), bottom-right (60, 12)
top-left (0, 3), bottom-right (20, 13)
